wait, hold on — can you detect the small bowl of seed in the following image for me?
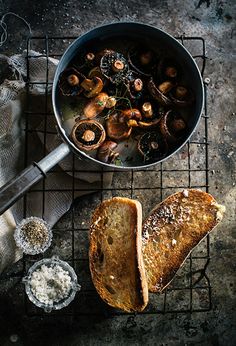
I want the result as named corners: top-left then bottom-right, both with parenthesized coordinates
top-left (14, 216), bottom-right (52, 255)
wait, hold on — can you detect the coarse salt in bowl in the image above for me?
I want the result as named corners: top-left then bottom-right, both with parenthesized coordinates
top-left (23, 256), bottom-right (81, 312)
top-left (14, 216), bottom-right (52, 255)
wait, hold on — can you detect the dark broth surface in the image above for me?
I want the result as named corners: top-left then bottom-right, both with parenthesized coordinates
top-left (57, 35), bottom-right (196, 167)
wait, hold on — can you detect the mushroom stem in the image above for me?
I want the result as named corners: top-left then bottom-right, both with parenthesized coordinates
top-left (105, 96), bottom-right (117, 108)
top-left (82, 130), bottom-right (95, 142)
top-left (140, 51), bottom-right (153, 65)
top-left (127, 119), bottom-right (138, 127)
top-left (165, 66), bottom-right (177, 78)
top-left (142, 102), bottom-right (153, 118)
top-left (150, 141), bottom-right (159, 150)
top-left (67, 74), bottom-right (80, 86)
top-left (120, 109), bottom-right (142, 122)
top-left (133, 78), bottom-right (143, 92)
top-left (172, 118), bottom-right (186, 132)
top-left (175, 86), bottom-right (188, 99)
top-left (86, 52), bottom-right (95, 61)
top-left (112, 60), bottom-right (125, 72)
top-left (158, 81), bottom-right (174, 95)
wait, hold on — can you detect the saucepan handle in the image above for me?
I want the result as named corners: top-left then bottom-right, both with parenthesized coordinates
top-left (0, 142), bottom-right (70, 216)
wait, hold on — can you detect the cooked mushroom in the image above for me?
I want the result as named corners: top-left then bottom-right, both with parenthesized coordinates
top-left (88, 66), bottom-right (104, 80)
top-left (133, 78), bottom-right (143, 92)
top-left (80, 77), bottom-right (104, 98)
top-left (95, 48), bottom-right (115, 64)
top-left (158, 81), bottom-right (175, 95)
top-left (105, 96), bottom-right (117, 109)
top-left (119, 109), bottom-right (142, 123)
top-left (158, 58), bottom-right (182, 81)
top-left (106, 112), bottom-right (132, 141)
top-left (138, 131), bottom-right (168, 163)
top-left (128, 46), bottom-right (156, 77)
top-left (160, 110), bottom-right (187, 143)
top-left (147, 78), bottom-right (173, 106)
top-left (100, 52), bottom-right (129, 84)
top-left (84, 92), bottom-right (109, 118)
top-left (59, 68), bottom-right (85, 96)
top-left (169, 85), bottom-right (194, 107)
top-left (138, 102), bottom-right (162, 128)
top-left (142, 102), bottom-right (153, 118)
top-left (71, 119), bottom-right (106, 151)
top-left (86, 52), bottom-right (95, 62)
top-left (122, 70), bottom-right (144, 103)
top-left (96, 141), bottom-right (119, 163)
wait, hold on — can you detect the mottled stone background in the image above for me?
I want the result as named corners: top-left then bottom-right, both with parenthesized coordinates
top-left (0, 0), bottom-right (235, 345)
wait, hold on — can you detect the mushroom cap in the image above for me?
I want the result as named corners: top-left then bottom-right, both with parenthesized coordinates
top-left (95, 48), bottom-right (115, 64)
top-left (138, 102), bottom-right (163, 128)
top-left (71, 119), bottom-right (106, 151)
top-left (169, 86), bottom-right (195, 107)
top-left (84, 92), bottom-right (109, 119)
top-left (160, 109), bottom-right (187, 143)
top-left (128, 46), bottom-right (157, 77)
top-left (147, 78), bottom-right (174, 106)
top-left (106, 112), bottom-right (132, 141)
top-left (138, 131), bottom-right (168, 163)
top-left (100, 52), bottom-right (129, 84)
top-left (81, 77), bottom-right (104, 98)
top-left (96, 140), bottom-right (119, 163)
top-left (157, 58), bottom-right (182, 82)
top-left (59, 68), bottom-right (85, 96)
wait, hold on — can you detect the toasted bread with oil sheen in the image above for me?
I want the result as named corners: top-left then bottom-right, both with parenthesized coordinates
top-left (89, 197), bottom-right (148, 312)
top-left (142, 189), bottom-right (225, 292)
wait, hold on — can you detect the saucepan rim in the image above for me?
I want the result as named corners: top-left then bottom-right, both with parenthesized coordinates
top-left (52, 21), bottom-right (204, 170)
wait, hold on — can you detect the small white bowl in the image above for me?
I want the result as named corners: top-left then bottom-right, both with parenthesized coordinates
top-left (23, 256), bottom-right (81, 312)
top-left (14, 216), bottom-right (52, 255)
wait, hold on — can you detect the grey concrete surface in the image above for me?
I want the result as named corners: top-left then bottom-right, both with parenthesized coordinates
top-left (0, 0), bottom-right (235, 345)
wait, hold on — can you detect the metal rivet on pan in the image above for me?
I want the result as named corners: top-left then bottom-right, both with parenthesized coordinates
top-left (204, 77), bottom-right (210, 84)
top-left (10, 334), bottom-right (19, 343)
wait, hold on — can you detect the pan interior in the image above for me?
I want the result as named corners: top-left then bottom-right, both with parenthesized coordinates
top-left (54, 24), bottom-right (203, 168)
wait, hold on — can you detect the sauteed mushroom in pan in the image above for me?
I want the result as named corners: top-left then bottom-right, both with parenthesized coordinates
top-left (138, 131), bottom-right (168, 163)
top-left (158, 58), bottom-right (182, 81)
top-left (160, 110), bottom-right (187, 143)
top-left (96, 141), bottom-right (119, 163)
top-left (147, 78), bottom-right (174, 106)
top-left (59, 68), bottom-right (85, 96)
top-left (58, 40), bottom-right (196, 166)
top-left (71, 119), bottom-right (106, 151)
top-left (128, 46), bottom-right (156, 77)
top-left (169, 85), bottom-right (194, 107)
top-left (100, 52), bottom-right (129, 84)
top-left (106, 112), bottom-right (132, 141)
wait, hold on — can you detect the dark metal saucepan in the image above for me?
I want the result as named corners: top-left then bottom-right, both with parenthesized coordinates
top-left (0, 22), bottom-right (204, 215)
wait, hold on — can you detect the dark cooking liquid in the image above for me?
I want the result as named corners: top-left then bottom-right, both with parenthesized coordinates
top-left (57, 35), bottom-right (195, 167)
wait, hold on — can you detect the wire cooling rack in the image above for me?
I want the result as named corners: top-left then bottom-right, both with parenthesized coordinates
top-left (2, 35), bottom-right (211, 317)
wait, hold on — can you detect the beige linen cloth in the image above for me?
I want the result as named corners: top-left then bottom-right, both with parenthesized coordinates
top-left (0, 51), bottom-right (113, 273)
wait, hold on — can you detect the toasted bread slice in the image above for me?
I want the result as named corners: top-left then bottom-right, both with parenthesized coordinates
top-left (89, 197), bottom-right (148, 312)
top-left (142, 189), bottom-right (225, 292)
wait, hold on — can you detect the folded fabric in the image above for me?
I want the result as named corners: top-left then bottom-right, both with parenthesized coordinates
top-left (0, 51), bottom-right (113, 273)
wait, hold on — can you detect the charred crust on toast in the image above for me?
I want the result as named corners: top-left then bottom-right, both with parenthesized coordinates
top-left (89, 197), bottom-right (148, 312)
top-left (142, 189), bottom-right (225, 292)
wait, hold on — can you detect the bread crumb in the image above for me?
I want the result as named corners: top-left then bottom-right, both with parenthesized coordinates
top-left (182, 189), bottom-right (189, 197)
top-left (94, 216), bottom-right (101, 226)
top-left (110, 275), bottom-right (115, 280)
top-left (172, 239), bottom-right (177, 246)
top-left (215, 204), bottom-right (225, 221)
